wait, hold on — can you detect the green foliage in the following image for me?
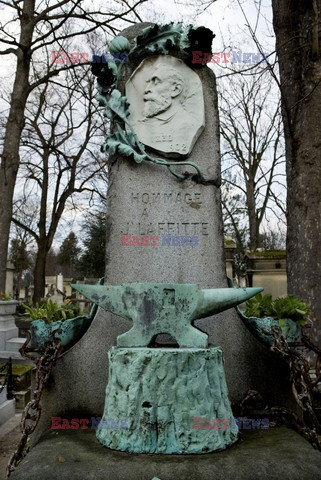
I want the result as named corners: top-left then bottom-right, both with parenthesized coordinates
top-left (92, 57), bottom-right (116, 97)
top-left (134, 23), bottom-right (214, 60)
top-left (0, 293), bottom-right (12, 301)
top-left (103, 89), bottom-right (130, 122)
top-left (272, 296), bottom-right (311, 325)
top-left (180, 25), bottom-right (215, 68)
top-left (57, 232), bottom-right (81, 277)
top-left (135, 23), bottom-right (184, 54)
top-left (258, 230), bottom-right (286, 250)
top-left (100, 90), bottom-right (147, 163)
top-left (77, 211), bottom-right (106, 278)
top-left (10, 238), bottom-right (31, 272)
top-left (58, 232), bottom-right (80, 264)
top-left (102, 131), bottom-right (147, 164)
top-left (22, 300), bottom-right (77, 324)
top-left (244, 294), bottom-right (311, 324)
top-left (246, 250), bottom-right (286, 258)
top-left (0, 363), bottom-right (33, 375)
top-left (244, 293), bottom-right (273, 318)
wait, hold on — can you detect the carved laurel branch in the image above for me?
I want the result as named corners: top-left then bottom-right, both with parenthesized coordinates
top-left (94, 23), bottom-right (214, 182)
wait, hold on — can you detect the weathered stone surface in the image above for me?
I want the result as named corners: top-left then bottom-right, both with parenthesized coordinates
top-left (11, 427), bottom-right (321, 480)
top-left (126, 55), bottom-right (205, 157)
top-left (97, 347), bottom-right (237, 454)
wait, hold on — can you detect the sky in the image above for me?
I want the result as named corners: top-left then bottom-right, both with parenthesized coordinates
top-left (0, 0), bottom-right (275, 88)
top-left (145, 0), bottom-right (275, 63)
top-left (0, 0), bottom-right (284, 252)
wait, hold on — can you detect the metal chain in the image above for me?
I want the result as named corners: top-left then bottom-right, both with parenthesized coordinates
top-left (238, 326), bottom-right (321, 451)
top-left (6, 331), bottom-right (63, 479)
top-left (6, 318), bottom-right (321, 477)
top-left (5, 289), bottom-right (101, 478)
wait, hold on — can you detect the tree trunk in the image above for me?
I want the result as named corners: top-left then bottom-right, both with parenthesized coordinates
top-left (33, 243), bottom-right (48, 303)
top-left (246, 177), bottom-right (260, 250)
top-left (0, 0), bottom-right (35, 292)
top-left (272, 0), bottom-right (321, 346)
top-left (0, 67), bottom-right (30, 292)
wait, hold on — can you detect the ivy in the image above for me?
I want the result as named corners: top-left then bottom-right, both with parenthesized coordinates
top-left (135, 23), bottom-right (184, 54)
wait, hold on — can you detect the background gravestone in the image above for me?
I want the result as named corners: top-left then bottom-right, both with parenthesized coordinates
top-left (32, 23), bottom-right (293, 444)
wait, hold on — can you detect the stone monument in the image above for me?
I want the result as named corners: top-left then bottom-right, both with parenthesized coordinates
top-left (10, 22), bottom-right (312, 480)
top-left (28, 23), bottom-right (292, 447)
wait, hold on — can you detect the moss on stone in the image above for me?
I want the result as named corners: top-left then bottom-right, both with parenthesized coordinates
top-left (246, 250), bottom-right (286, 258)
top-left (0, 363), bottom-right (33, 376)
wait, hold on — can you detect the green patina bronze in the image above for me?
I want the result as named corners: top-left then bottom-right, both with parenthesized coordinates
top-left (238, 312), bottom-right (302, 347)
top-left (97, 347), bottom-right (238, 454)
top-left (28, 279), bottom-right (104, 351)
top-left (71, 282), bottom-right (262, 348)
top-left (28, 298), bottom-right (100, 351)
top-left (225, 278), bottom-right (302, 347)
top-left (29, 315), bottom-right (92, 350)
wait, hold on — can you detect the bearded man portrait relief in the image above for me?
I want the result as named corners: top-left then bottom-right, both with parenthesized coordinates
top-left (126, 56), bottom-right (205, 158)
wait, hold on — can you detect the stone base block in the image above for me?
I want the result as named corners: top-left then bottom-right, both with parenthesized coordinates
top-left (0, 351), bottom-right (27, 363)
top-left (6, 337), bottom-right (25, 352)
top-left (97, 347), bottom-right (237, 454)
top-left (0, 327), bottom-right (19, 350)
top-left (0, 316), bottom-right (19, 328)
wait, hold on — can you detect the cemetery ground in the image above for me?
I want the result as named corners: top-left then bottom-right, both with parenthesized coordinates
top-left (0, 415), bottom-right (21, 480)
top-left (7, 424), bottom-right (321, 480)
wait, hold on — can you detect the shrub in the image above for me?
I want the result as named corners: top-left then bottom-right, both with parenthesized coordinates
top-left (22, 300), bottom-right (79, 324)
top-left (244, 294), bottom-right (311, 325)
top-left (244, 293), bottom-right (273, 318)
top-left (0, 292), bottom-right (12, 301)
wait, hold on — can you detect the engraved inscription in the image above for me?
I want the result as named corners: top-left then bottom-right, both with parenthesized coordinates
top-left (153, 134), bottom-right (173, 143)
top-left (121, 222), bottom-right (209, 236)
top-left (122, 190), bottom-right (208, 237)
top-left (130, 192), bottom-right (202, 206)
